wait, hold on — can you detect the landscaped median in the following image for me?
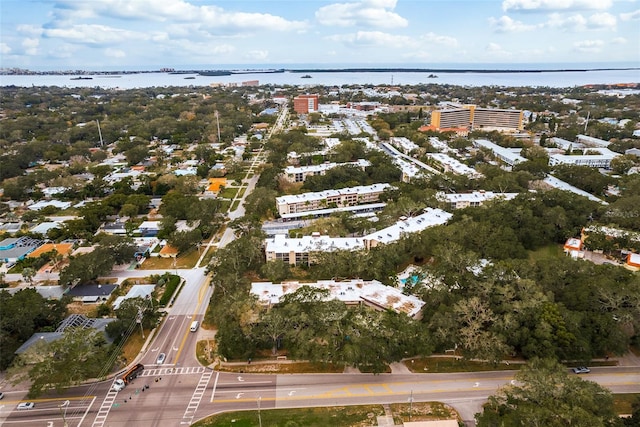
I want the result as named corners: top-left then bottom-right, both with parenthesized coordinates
top-left (193, 402), bottom-right (460, 427)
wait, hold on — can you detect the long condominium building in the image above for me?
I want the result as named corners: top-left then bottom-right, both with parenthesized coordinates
top-left (265, 207), bottom-right (452, 265)
top-left (283, 159), bottom-right (371, 183)
top-left (276, 183), bottom-right (392, 216)
top-left (430, 105), bottom-right (523, 131)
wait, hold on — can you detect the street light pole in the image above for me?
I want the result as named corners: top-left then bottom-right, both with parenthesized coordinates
top-left (257, 396), bottom-right (262, 427)
top-left (409, 390), bottom-right (413, 422)
top-left (59, 400), bottom-right (70, 427)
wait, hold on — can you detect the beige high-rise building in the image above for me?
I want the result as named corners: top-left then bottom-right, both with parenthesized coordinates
top-left (430, 105), bottom-right (523, 131)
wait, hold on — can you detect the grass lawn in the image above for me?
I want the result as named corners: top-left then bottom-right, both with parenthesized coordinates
top-left (406, 356), bottom-right (521, 373)
top-left (218, 361), bottom-right (345, 374)
top-left (231, 200), bottom-right (241, 211)
top-left (390, 402), bottom-right (457, 424)
top-left (196, 339), bottom-right (216, 366)
top-left (194, 405), bottom-right (385, 427)
top-left (613, 393), bottom-right (640, 415)
top-left (141, 250), bottom-right (200, 269)
top-left (121, 328), bottom-right (149, 366)
top-left (218, 187), bottom-right (239, 199)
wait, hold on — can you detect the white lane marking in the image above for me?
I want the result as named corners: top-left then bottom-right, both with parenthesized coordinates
top-left (235, 393), bottom-right (244, 399)
top-left (288, 391), bottom-right (296, 396)
top-left (237, 376), bottom-right (244, 382)
top-left (210, 371), bottom-right (220, 403)
top-left (473, 382), bottom-right (480, 388)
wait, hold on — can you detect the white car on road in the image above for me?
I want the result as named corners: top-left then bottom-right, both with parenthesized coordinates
top-left (112, 379), bottom-right (126, 392)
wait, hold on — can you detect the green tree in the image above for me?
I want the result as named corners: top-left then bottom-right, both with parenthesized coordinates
top-left (476, 358), bottom-right (621, 427)
top-left (24, 328), bottom-right (113, 397)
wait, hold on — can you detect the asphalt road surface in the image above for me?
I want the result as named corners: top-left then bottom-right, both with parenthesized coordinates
top-left (2, 366), bottom-right (638, 426)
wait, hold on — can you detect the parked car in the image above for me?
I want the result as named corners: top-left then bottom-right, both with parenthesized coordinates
top-left (0, 392), bottom-right (4, 400)
top-left (156, 352), bottom-right (166, 364)
top-left (572, 366), bottom-right (591, 374)
top-left (17, 402), bottom-right (35, 410)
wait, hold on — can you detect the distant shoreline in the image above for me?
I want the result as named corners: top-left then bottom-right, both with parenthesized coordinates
top-left (2, 66), bottom-right (639, 76)
top-left (288, 67), bottom-right (640, 74)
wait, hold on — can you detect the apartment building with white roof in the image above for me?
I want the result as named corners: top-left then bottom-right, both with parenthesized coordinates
top-left (427, 153), bottom-right (482, 178)
top-left (548, 147), bottom-right (619, 169)
top-left (438, 191), bottom-right (519, 210)
top-left (265, 208), bottom-right (452, 265)
top-left (276, 183), bottom-right (392, 216)
top-left (576, 134), bottom-right (610, 148)
top-left (251, 279), bottom-right (425, 319)
top-left (474, 139), bottom-right (526, 166)
top-left (389, 137), bottom-right (420, 154)
top-left (282, 159), bottom-right (371, 183)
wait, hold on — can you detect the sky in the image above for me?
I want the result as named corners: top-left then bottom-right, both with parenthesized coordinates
top-left (1, 0), bottom-right (639, 70)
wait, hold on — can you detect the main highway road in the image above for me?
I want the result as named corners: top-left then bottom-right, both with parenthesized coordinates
top-left (2, 366), bottom-right (639, 426)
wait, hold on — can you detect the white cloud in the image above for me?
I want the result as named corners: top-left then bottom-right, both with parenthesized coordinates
top-left (0, 43), bottom-right (12, 55)
top-left (420, 32), bottom-right (459, 47)
top-left (574, 39), bottom-right (604, 52)
top-left (316, 0), bottom-right (408, 28)
top-left (486, 42), bottom-right (511, 56)
top-left (245, 50), bottom-right (269, 61)
top-left (43, 24), bottom-right (144, 45)
top-left (326, 31), bottom-right (415, 48)
top-left (503, 0), bottom-right (613, 12)
top-left (546, 13), bottom-right (587, 30)
top-left (546, 12), bottom-right (616, 31)
top-left (50, 0), bottom-right (306, 34)
top-left (620, 9), bottom-right (640, 21)
top-left (105, 48), bottom-right (126, 58)
top-left (489, 15), bottom-right (538, 32)
top-left (22, 38), bottom-right (39, 55)
top-left (610, 37), bottom-right (627, 44)
top-left (588, 12), bottom-right (617, 29)
top-left (16, 24), bottom-right (43, 37)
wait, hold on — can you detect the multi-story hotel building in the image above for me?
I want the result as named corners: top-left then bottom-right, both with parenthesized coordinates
top-left (276, 183), bottom-right (392, 216)
top-left (430, 105), bottom-right (523, 131)
top-left (293, 94), bottom-right (319, 114)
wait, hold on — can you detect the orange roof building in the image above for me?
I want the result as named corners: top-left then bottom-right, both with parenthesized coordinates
top-left (159, 244), bottom-right (179, 258)
top-left (27, 243), bottom-right (73, 259)
top-left (206, 178), bottom-right (227, 193)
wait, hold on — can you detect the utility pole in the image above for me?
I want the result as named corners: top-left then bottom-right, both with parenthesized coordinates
top-left (215, 110), bottom-right (221, 143)
top-left (257, 396), bottom-right (262, 427)
top-left (137, 308), bottom-right (145, 339)
top-left (96, 119), bottom-right (104, 147)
